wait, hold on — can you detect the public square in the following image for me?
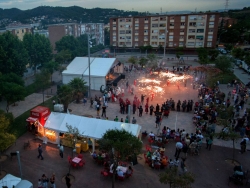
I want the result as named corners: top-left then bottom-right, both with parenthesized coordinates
top-left (1, 56), bottom-right (250, 188)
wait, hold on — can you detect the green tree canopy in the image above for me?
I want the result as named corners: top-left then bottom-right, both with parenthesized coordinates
top-left (0, 32), bottom-right (29, 76)
top-left (138, 57), bottom-right (148, 68)
top-left (57, 84), bottom-right (73, 112)
top-left (159, 167), bottom-right (195, 188)
top-left (23, 33), bottom-right (52, 73)
top-left (176, 47), bottom-right (184, 59)
top-left (55, 49), bottom-right (72, 64)
top-left (0, 110), bottom-right (16, 154)
top-left (43, 61), bottom-right (59, 83)
top-left (98, 129), bottom-right (142, 160)
top-left (215, 56), bottom-right (233, 73)
top-left (197, 47), bottom-right (209, 65)
top-left (69, 78), bottom-right (87, 103)
top-left (208, 49), bottom-right (219, 61)
top-left (232, 48), bottom-right (245, 60)
top-left (147, 54), bottom-right (158, 69)
top-left (128, 56), bottom-right (138, 65)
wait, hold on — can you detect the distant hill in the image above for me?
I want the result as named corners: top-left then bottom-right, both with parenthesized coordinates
top-left (0, 6), bottom-right (146, 24)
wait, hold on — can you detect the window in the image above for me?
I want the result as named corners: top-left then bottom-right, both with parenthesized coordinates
top-left (159, 23), bottom-right (166, 27)
top-left (126, 18), bottom-right (131, 22)
top-left (187, 42), bottom-right (194, 46)
top-left (159, 35), bottom-right (165, 39)
top-left (197, 22), bottom-right (204, 26)
top-left (113, 31), bottom-right (116, 34)
top-left (144, 36), bottom-right (148, 39)
top-left (197, 29), bottom-right (204, 33)
top-left (135, 24), bottom-right (139, 27)
top-left (188, 35), bottom-right (195, 39)
top-left (160, 17), bottom-right (166, 21)
top-left (119, 30), bottom-right (125, 34)
top-left (135, 18), bottom-right (139, 21)
top-left (126, 42), bottom-right (131, 45)
top-left (179, 36), bottom-right (184, 39)
top-left (135, 42), bottom-right (139, 46)
top-left (180, 29), bottom-right (184, 32)
top-left (120, 36), bottom-right (125, 39)
top-left (125, 24), bottom-right (131, 28)
top-left (209, 22), bottom-right (214, 25)
top-left (144, 30), bottom-right (148, 33)
top-left (169, 29), bottom-right (174, 33)
top-left (181, 16), bottom-right (186, 20)
top-left (196, 42), bottom-right (203, 46)
top-left (113, 25), bottom-right (116, 28)
top-left (144, 24), bottom-right (148, 27)
top-left (170, 16), bottom-right (175, 20)
top-left (179, 42), bottom-right (184, 45)
top-left (168, 42), bottom-right (173, 46)
top-left (169, 36), bottom-right (173, 39)
top-left (198, 16), bottom-right (205, 20)
top-left (189, 15), bottom-right (197, 20)
top-left (119, 19), bottom-right (125, 22)
top-left (209, 29), bottom-right (214, 32)
top-left (210, 15), bottom-right (215, 19)
top-left (208, 35), bottom-right (213, 39)
top-left (170, 23), bottom-right (174, 26)
top-left (113, 42), bottom-right (117, 46)
top-left (126, 36), bottom-right (131, 39)
top-left (145, 18), bottom-right (148, 21)
top-left (134, 36), bottom-right (138, 39)
top-left (22, 29), bottom-right (24, 33)
top-left (181, 22), bottom-right (185, 26)
top-left (113, 19), bottom-right (116, 22)
top-left (152, 36), bottom-right (158, 39)
top-left (151, 42), bottom-right (157, 45)
top-left (152, 17), bottom-right (159, 21)
top-left (188, 29), bottom-right (195, 33)
top-left (189, 22), bottom-right (196, 26)
top-left (207, 42), bottom-right (212, 46)
top-left (152, 30), bottom-right (158, 33)
top-left (152, 24), bottom-right (158, 27)
top-left (135, 30), bottom-right (139, 33)
top-left (126, 30), bottom-right (131, 34)
top-left (113, 36), bottom-right (116, 39)
top-left (196, 36), bottom-right (204, 40)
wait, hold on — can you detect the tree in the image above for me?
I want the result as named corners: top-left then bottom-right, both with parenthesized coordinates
top-left (224, 44), bottom-right (233, 52)
top-left (69, 78), bottom-right (87, 103)
top-left (127, 56), bottom-right (138, 65)
top-left (0, 110), bottom-right (16, 155)
top-left (34, 69), bottom-right (51, 103)
top-left (208, 49), bottom-right (219, 61)
top-left (244, 52), bottom-right (250, 66)
top-left (197, 47), bottom-right (209, 65)
top-left (104, 28), bottom-right (110, 46)
top-left (55, 49), bottom-right (72, 64)
top-left (43, 61), bottom-right (59, 84)
top-left (214, 56), bottom-right (233, 73)
top-left (159, 167), bottom-right (195, 188)
top-left (138, 57), bottom-right (148, 68)
top-left (0, 32), bottom-right (29, 76)
top-left (147, 53), bottom-right (158, 70)
top-left (232, 48), bottom-right (245, 60)
top-left (57, 84), bottom-right (73, 112)
top-left (176, 47), bottom-right (184, 59)
top-left (0, 73), bottom-right (25, 112)
top-left (23, 33), bottom-right (52, 74)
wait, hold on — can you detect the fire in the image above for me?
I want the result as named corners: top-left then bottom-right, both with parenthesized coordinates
top-left (139, 78), bottom-right (161, 85)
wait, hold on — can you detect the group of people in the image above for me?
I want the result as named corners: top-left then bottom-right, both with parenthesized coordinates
top-left (38, 173), bottom-right (55, 188)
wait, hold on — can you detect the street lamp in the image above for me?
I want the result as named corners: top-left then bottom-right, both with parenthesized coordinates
top-left (88, 34), bottom-right (92, 98)
top-left (218, 30), bottom-right (227, 45)
top-left (164, 28), bottom-right (168, 58)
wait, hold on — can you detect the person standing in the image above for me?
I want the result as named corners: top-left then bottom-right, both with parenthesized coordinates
top-left (141, 94), bottom-right (146, 105)
top-left (132, 117), bottom-right (137, 124)
top-left (138, 106), bottom-right (143, 117)
top-left (125, 116), bottom-right (129, 123)
top-left (96, 104), bottom-right (100, 116)
top-left (59, 144), bottom-right (64, 158)
top-left (174, 142), bottom-right (183, 160)
top-left (37, 144), bottom-right (44, 160)
top-left (65, 174), bottom-right (71, 188)
top-left (90, 98), bottom-right (93, 108)
top-left (50, 173), bottom-right (55, 188)
top-left (101, 105), bottom-right (107, 117)
top-left (149, 105), bottom-right (154, 115)
top-left (206, 135), bottom-right (213, 150)
top-left (83, 97), bottom-right (87, 106)
top-left (145, 103), bottom-right (149, 114)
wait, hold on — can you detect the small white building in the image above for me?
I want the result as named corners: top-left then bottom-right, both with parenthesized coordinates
top-left (62, 57), bottom-right (116, 90)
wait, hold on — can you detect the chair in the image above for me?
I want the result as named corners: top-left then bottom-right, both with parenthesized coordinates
top-left (78, 160), bottom-right (85, 167)
top-left (71, 162), bottom-right (77, 168)
top-left (154, 164), bottom-right (161, 170)
top-left (67, 156), bottom-right (72, 164)
top-left (78, 154), bottom-right (83, 159)
top-left (101, 170), bottom-right (109, 177)
top-left (117, 176), bottom-right (125, 181)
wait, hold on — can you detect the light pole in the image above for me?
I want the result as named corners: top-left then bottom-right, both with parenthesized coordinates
top-left (164, 28), bottom-right (168, 58)
top-left (88, 34), bottom-right (91, 98)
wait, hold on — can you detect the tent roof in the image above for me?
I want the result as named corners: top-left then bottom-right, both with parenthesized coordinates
top-left (16, 180), bottom-right (33, 188)
top-left (62, 57), bottom-right (116, 77)
top-left (44, 112), bottom-right (141, 139)
top-left (0, 174), bottom-right (21, 188)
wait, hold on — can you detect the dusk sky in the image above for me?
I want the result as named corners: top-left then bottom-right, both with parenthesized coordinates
top-left (0, 0), bottom-right (249, 12)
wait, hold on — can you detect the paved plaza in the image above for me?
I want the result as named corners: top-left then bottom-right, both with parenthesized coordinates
top-left (1, 57), bottom-right (250, 187)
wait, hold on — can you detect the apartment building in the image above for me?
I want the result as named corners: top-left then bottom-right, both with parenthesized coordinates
top-left (0, 25), bottom-right (32, 40)
top-left (48, 23), bottom-right (104, 51)
top-left (110, 13), bottom-right (220, 49)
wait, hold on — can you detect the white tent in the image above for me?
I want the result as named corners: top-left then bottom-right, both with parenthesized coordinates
top-left (0, 174), bottom-right (21, 188)
top-left (62, 57), bottom-right (116, 90)
top-left (16, 180), bottom-right (33, 188)
top-left (43, 112), bottom-right (142, 151)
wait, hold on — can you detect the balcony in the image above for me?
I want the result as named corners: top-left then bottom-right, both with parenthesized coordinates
top-left (144, 39), bottom-right (148, 41)
top-left (179, 38), bottom-right (184, 41)
top-left (180, 26), bottom-right (185, 29)
top-left (144, 20), bottom-right (148, 23)
top-left (135, 33), bottom-right (139, 35)
top-left (144, 27), bottom-right (148, 29)
top-left (209, 25), bottom-right (214, 28)
top-left (207, 38), bottom-right (213, 41)
top-left (208, 31), bottom-right (213, 35)
top-left (180, 32), bottom-right (184, 35)
top-left (210, 18), bottom-right (215, 21)
top-left (135, 20), bottom-right (139, 23)
top-left (169, 38), bottom-right (173, 42)
top-left (134, 38), bottom-right (138, 41)
top-left (169, 26), bottom-right (174, 29)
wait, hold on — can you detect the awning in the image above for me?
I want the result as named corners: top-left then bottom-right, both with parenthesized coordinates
top-left (26, 117), bottom-right (38, 123)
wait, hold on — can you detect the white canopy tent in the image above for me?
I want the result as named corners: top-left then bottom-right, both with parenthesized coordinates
top-left (62, 57), bottom-right (116, 90)
top-left (44, 112), bottom-right (142, 151)
top-left (0, 174), bottom-right (33, 188)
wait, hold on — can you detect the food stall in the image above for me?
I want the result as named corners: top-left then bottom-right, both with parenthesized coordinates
top-left (43, 112), bottom-right (142, 152)
top-left (26, 106), bottom-right (51, 141)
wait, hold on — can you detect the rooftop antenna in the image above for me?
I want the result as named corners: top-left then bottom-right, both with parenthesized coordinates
top-left (225, 0), bottom-right (229, 12)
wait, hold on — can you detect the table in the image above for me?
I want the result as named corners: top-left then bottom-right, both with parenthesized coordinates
top-left (116, 166), bottom-right (128, 173)
top-left (72, 157), bottom-right (81, 164)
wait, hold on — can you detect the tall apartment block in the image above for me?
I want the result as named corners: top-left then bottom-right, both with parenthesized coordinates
top-left (0, 25), bottom-right (32, 40)
top-left (109, 13), bottom-right (220, 49)
top-left (48, 23), bottom-right (104, 51)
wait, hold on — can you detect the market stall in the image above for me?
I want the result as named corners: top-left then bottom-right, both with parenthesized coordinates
top-left (43, 112), bottom-right (142, 151)
top-left (26, 106), bottom-right (51, 137)
top-left (62, 57), bottom-right (117, 90)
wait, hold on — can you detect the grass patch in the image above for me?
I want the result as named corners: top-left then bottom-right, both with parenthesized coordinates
top-left (9, 96), bottom-right (56, 138)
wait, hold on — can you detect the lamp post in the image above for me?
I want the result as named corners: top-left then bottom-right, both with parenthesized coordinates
top-left (164, 28), bottom-right (168, 58)
top-left (88, 34), bottom-right (91, 98)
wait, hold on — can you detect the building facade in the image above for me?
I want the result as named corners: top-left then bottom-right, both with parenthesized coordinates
top-left (110, 13), bottom-right (220, 49)
top-left (0, 25), bottom-right (33, 40)
top-left (48, 23), bottom-right (104, 51)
